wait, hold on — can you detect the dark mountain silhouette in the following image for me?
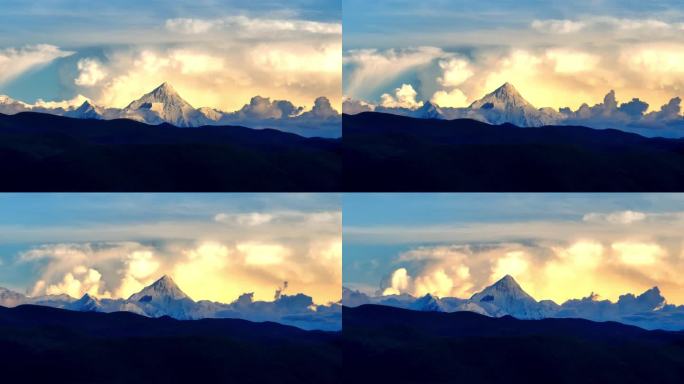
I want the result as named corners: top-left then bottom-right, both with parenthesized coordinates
top-left (0, 304), bottom-right (340, 383)
top-left (0, 112), bottom-right (340, 191)
top-left (343, 112), bottom-right (684, 191)
top-left (343, 304), bottom-right (684, 383)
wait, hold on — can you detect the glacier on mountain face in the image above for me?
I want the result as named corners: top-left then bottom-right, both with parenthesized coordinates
top-left (343, 275), bottom-right (684, 331)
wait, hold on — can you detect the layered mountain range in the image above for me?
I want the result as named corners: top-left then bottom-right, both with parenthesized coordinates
top-left (343, 275), bottom-right (684, 331)
top-left (0, 275), bottom-right (340, 331)
top-left (345, 82), bottom-right (684, 137)
top-left (0, 83), bottom-right (340, 137)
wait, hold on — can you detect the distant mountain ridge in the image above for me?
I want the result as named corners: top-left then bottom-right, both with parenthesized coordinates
top-left (343, 275), bottom-right (684, 331)
top-left (365, 83), bottom-right (565, 126)
top-left (346, 82), bottom-right (684, 137)
top-left (0, 275), bottom-right (341, 331)
top-left (0, 82), bottom-right (340, 137)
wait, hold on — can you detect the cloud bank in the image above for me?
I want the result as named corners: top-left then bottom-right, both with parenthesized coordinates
top-left (10, 208), bottom-right (341, 306)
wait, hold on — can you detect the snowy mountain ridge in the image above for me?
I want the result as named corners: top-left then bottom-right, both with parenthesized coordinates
top-left (343, 275), bottom-right (684, 331)
top-left (0, 275), bottom-right (340, 331)
top-left (0, 83), bottom-right (341, 137)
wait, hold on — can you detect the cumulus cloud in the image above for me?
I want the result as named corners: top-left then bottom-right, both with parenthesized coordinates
top-left (344, 40), bottom-right (684, 123)
top-left (67, 19), bottom-right (340, 112)
top-left (437, 58), bottom-right (473, 87)
top-left (380, 83), bottom-right (423, 109)
top-left (304, 96), bottom-right (340, 118)
top-left (74, 58), bottom-right (107, 86)
top-left (342, 97), bottom-right (375, 114)
top-left (22, 242), bottom-right (154, 298)
top-left (374, 232), bottom-right (684, 305)
top-left (560, 90), bottom-right (684, 131)
top-left (233, 96), bottom-right (302, 119)
top-left (430, 88), bottom-right (468, 108)
top-left (0, 44), bottom-right (73, 85)
top-left (14, 207), bottom-right (341, 305)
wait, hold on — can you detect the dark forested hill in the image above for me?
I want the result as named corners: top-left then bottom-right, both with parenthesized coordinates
top-left (343, 304), bottom-right (684, 384)
top-left (0, 112), bottom-right (340, 191)
top-left (0, 305), bottom-right (341, 383)
top-left (343, 112), bottom-right (684, 191)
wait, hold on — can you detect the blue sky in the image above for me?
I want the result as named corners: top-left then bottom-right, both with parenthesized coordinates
top-left (343, 0), bottom-right (682, 49)
top-left (0, 193), bottom-right (341, 305)
top-left (0, 0), bottom-right (341, 110)
top-left (344, 193), bottom-right (684, 305)
top-left (343, 0), bottom-right (684, 114)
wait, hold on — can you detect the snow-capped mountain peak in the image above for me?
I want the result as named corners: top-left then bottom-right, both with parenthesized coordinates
top-left (470, 275), bottom-right (546, 319)
top-left (414, 100), bottom-right (445, 119)
top-left (123, 82), bottom-right (204, 127)
top-left (128, 275), bottom-right (190, 302)
top-left (65, 100), bottom-right (105, 120)
top-left (409, 293), bottom-right (446, 312)
top-left (67, 293), bottom-right (102, 312)
top-left (466, 82), bottom-right (561, 126)
top-left (472, 275), bottom-right (535, 301)
top-left (470, 82), bottom-right (533, 110)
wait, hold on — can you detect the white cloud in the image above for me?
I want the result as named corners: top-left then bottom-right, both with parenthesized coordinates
top-left (75, 58), bottom-right (107, 86)
top-left (238, 242), bottom-right (290, 266)
top-left (23, 242), bottom-right (156, 298)
top-left (43, 266), bottom-right (110, 298)
top-left (531, 19), bottom-right (586, 34)
top-left (545, 49), bottom-right (600, 74)
top-left (583, 210), bottom-right (647, 224)
top-left (344, 47), bottom-right (444, 98)
top-left (33, 94), bottom-right (89, 109)
top-left (12, 204), bottom-right (341, 305)
top-left (382, 267), bottom-right (410, 296)
top-left (380, 83), bottom-right (423, 109)
top-left (80, 42), bottom-right (340, 112)
top-left (431, 88), bottom-right (468, 107)
top-left (374, 236), bottom-right (684, 305)
top-left (0, 44), bottom-right (73, 85)
top-left (437, 58), bottom-right (473, 87)
top-left (165, 18), bottom-right (218, 34)
top-left (215, 212), bottom-right (274, 226)
top-left (612, 241), bottom-right (664, 266)
top-left (165, 16), bottom-right (341, 36)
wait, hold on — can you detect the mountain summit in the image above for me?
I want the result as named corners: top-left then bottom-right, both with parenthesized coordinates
top-left (470, 82), bottom-right (534, 110)
top-left (128, 275), bottom-right (190, 302)
top-left (123, 82), bottom-right (206, 127)
top-left (467, 82), bottom-right (561, 126)
top-left (470, 275), bottom-right (546, 318)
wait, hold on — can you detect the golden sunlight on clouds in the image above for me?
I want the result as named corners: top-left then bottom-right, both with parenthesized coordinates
top-left (239, 242), bottom-right (290, 266)
top-left (612, 241), bottom-right (664, 265)
top-left (81, 42), bottom-right (341, 112)
top-left (17, 206), bottom-right (342, 306)
top-left (381, 239), bottom-right (684, 305)
top-left (491, 251), bottom-right (529, 280)
top-left (347, 44), bottom-right (684, 112)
